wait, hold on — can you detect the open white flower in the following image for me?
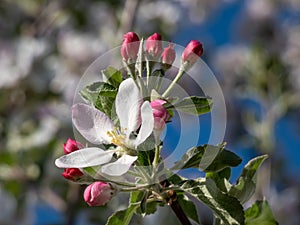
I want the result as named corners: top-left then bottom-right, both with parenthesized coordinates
top-left (55, 78), bottom-right (154, 176)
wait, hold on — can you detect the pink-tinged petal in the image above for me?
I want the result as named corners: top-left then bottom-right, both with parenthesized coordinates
top-left (72, 103), bottom-right (114, 144)
top-left (55, 147), bottom-right (113, 168)
top-left (115, 78), bottom-right (142, 133)
top-left (101, 155), bottom-right (138, 176)
top-left (134, 101), bottom-right (154, 147)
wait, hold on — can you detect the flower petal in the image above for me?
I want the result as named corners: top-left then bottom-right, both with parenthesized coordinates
top-left (55, 147), bottom-right (114, 168)
top-left (72, 103), bottom-right (114, 144)
top-left (100, 155), bottom-right (138, 176)
top-left (115, 78), bottom-right (142, 133)
top-left (134, 101), bottom-right (154, 147)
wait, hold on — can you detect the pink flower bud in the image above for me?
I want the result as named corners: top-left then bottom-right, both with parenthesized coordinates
top-left (161, 43), bottom-right (176, 65)
top-left (63, 138), bottom-right (83, 154)
top-left (146, 33), bottom-right (163, 58)
top-left (84, 182), bottom-right (116, 207)
top-left (182, 40), bottom-right (203, 65)
top-left (150, 99), bottom-right (170, 130)
top-left (62, 168), bottom-right (84, 181)
top-left (121, 32), bottom-right (140, 61)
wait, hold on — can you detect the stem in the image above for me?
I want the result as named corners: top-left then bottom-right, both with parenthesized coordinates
top-left (160, 179), bottom-right (192, 225)
top-left (162, 66), bottom-right (185, 98)
top-left (169, 196), bottom-right (192, 225)
top-left (120, 184), bottom-right (153, 192)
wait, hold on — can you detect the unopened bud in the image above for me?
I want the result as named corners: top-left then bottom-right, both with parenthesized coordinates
top-left (182, 40), bottom-right (203, 66)
top-left (121, 32), bottom-right (140, 62)
top-left (62, 168), bottom-right (84, 181)
top-left (150, 99), bottom-right (170, 130)
top-left (146, 33), bottom-right (163, 58)
top-left (63, 138), bottom-right (84, 154)
top-left (84, 182), bottom-right (117, 207)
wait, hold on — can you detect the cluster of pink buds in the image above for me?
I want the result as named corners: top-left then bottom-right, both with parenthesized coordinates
top-left (121, 31), bottom-right (203, 68)
top-left (61, 138), bottom-right (117, 207)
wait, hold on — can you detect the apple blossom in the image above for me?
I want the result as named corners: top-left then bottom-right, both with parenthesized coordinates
top-left (55, 78), bottom-right (154, 176)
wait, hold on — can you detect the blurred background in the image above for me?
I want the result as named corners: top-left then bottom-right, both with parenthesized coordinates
top-left (0, 0), bottom-right (300, 224)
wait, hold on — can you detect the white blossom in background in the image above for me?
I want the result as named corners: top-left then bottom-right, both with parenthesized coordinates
top-left (0, 37), bottom-right (48, 88)
top-left (282, 26), bottom-right (300, 93)
top-left (246, 0), bottom-right (276, 20)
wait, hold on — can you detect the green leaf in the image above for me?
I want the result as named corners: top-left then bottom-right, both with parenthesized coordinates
top-left (80, 81), bottom-right (106, 105)
top-left (177, 194), bottom-right (201, 224)
top-left (172, 96), bottom-right (212, 115)
top-left (245, 200), bottom-right (278, 225)
top-left (95, 82), bottom-right (118, 120)
top-left (79, 81), bottom-right (118, 120)
top-left (171, 145), bottom-right (205, 170)
top-left (206, 167), bottom-right (231, 192)
top-left (102, 66), bottom-right (123, 88)
top-left (240, 155), bottom-right (268, 180)
top-left (229, 155), bottom-right (268, 204)
top-left (204, 149), bottom-right (242, 172)
top-left (106, 204), bottom-right (138, 225)
top-left (181, 178), bottom-right (245, 225)
top-left (171, 145), bottom-right (241, 173)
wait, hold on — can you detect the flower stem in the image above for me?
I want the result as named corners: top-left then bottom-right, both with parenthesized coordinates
top-left (153, 145), bottom-right (161, 167)
top-left (162, 66), bottom-right (185, 98)
top-left (146, 58), bottom-right (151, 86)
top-left (120, 183), bottom-right (153, 192)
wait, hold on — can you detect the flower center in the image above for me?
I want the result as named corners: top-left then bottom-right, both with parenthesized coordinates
top-left (106, 127), bottom-right (126, 147)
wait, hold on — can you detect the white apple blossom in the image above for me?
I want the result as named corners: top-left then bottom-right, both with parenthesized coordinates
top-left (55, 78), bottom-right (154, 176)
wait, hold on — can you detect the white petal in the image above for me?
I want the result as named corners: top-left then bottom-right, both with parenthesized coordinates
top-left (72, 103), bottom-right (114, 144)
top-left (134, 101), bottom-right (154, 147)
top-left (100, 155), bottom-right (138, 176)
top-left (116, 78), bottom-right (142, 133)
top-left (55, 147), bottom-right (114, 168)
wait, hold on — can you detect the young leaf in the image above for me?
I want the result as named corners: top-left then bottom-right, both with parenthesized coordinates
top-left (95, 82), bottom-right (118, 120)
top-left (245, 200), bottom-right (278, 225)
top-left (102, 66), bottom-right (123, 88)
top-left (80, 81), bottom-right (107, 105)
top-left (172, 96), bottom-right (212, 115)
top-left (229, 155), bottom-right (268, 204)
top-left (106, 204), bottom-right (138, 225)
top-left (177, 194), bottom-right (201, 224)
top-left (181, 178), bottom-right (245, 225)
